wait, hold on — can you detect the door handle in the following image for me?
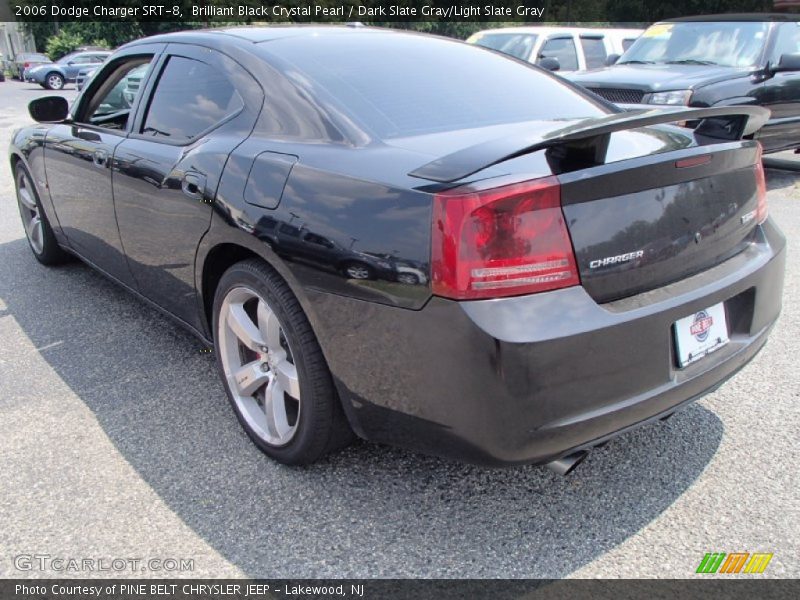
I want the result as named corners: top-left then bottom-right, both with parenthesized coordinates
top-left (181, 172), bottom-right (207, 200)
top-left (93, 149), bottom-right (107, 168)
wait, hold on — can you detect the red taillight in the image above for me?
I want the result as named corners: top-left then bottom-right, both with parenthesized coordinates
top-left (754, 144), bottom-right (768, 224)
top-left (431, 176), bottom-right (580, 300)
top-left (23, 62), bottom-right (30, 68)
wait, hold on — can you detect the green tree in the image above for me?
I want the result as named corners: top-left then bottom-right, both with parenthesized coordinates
top-left (45, 30), bottom-right (85, 60)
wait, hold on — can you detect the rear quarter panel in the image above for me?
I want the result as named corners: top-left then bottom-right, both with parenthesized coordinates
top-left (208, 140), bottom-right (434, 311)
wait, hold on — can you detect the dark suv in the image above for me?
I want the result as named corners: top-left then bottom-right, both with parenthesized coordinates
top-left (568, 15), bottom-right (800, 153)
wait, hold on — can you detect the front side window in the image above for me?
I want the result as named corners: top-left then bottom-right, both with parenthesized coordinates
top-left (80, 57), bottom-right (153, 131)
top-left (539, 37), bottom-right (579, 71)
top-left (620, 21), bottom-right (769, 67)
top-left (141, 56), bottom-right (243, 141)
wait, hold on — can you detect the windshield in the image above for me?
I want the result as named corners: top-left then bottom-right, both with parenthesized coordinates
top-left (620, 21), bottom-right (769, 67)
top-left (470, 32), bottom-right (538, 61)
top-left (264, 33), bottom-right (605, 139)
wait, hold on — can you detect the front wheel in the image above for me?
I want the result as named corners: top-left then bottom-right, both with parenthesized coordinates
top-left (14, 163), bottom-right (71, 265)
top-left (44, 72), bottom-right (64, 90)
top-left (213, 259), bottom-right (353, 465)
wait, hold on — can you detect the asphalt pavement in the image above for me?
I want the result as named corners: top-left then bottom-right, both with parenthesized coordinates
top-left (0, 78), bottom-right (798, 579)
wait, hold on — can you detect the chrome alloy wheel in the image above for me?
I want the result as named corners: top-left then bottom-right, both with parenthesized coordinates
top-left (218, 286), bottom-right (301, 446)
top-left (46, 74), bottom-right (64, 90)
top-left (16, 170), bottom-right (44, 254)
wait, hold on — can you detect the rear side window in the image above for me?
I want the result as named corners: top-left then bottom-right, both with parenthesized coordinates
top-left (539, 37), bottom-right (579, 71)
top-left (580, 36), bottom-right (608, 69)
top-left (264, 34), bottom-right (605, 139)
top-left (142, 56), bottom-right (243, 141)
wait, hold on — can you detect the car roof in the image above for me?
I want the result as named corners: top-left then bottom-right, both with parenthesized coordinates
top-left (128, 24), bottom-right (381, 46)
top-left (665, 13), bottom-right (799, 22)
top-left (473, 26), bottom-right (643, 36)
top-left (65, 49), bottom-right (111, 56)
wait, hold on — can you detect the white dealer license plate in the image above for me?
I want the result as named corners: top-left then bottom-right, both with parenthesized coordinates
top-left (674, 303), bottom-right (729, 367)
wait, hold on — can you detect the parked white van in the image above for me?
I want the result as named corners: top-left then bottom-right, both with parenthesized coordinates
top-left (466, 26), bottom-right (644, 72)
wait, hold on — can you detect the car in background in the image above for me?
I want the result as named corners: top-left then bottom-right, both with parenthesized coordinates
top-left (568, 15), bottom-right (800, 153)
top-left (121, 65), bottom-right (146, 105)
top-left (467, 26), bottom-right (643, 72)
top-left (75, 66), bottom-right (98, 90)
top-left (12, 52), bottom-right (50, 80)
top-left (24, 49), bottom-right (111, 90)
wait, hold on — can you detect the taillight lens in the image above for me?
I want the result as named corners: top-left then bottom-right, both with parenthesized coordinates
top-left (431, 176), bottom-right (580, 300)
top-left (754, 144), bottom-right (767, 224)
top-left (23, 62), bottom-right (30, 68)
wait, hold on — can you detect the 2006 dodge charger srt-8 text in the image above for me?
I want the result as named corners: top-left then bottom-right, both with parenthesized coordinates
top-left (10, 27), bottom-right (785, 472)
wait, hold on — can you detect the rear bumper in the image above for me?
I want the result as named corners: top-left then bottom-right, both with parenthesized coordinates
top-left (317, 220), bottom-right (785, 466)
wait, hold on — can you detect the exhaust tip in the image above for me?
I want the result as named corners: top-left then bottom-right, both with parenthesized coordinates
top-left (544, 450), bottom-right (588, 476)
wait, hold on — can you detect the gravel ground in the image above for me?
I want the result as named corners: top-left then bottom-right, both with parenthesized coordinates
top-left (0, 79), bottom-right (797, 579)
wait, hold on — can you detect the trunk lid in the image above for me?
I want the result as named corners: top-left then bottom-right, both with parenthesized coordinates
top-left (559, 142), bottom-right (762, 303)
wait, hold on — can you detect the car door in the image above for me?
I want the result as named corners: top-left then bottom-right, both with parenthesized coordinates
top-left (112, 43), bottom-right (263, 331)
top-left (43, 46), bottom-right (162, 286)
top-left (757, 21), bottom-right (800, 152)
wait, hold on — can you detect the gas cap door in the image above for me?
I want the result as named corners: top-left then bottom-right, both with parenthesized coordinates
top-left (244, 151), bottom-right (298, 209)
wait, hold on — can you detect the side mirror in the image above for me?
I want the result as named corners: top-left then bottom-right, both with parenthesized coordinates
top-left (606, 53), bottom-right (621, 66)
top-left (28, 96), bottom-right (69, 123)
top-left (67, 61), bottom-right (75, 66)
top-left (538, 57), bottom-right (561, 72)
top-left (773, 53), bottom-right (800, 73)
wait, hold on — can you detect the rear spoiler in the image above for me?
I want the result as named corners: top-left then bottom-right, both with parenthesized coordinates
top-left (408, 106), bottom-right (770, 183)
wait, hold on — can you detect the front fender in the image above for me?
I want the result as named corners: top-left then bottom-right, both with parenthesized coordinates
top-left (9, 124), bottom-right (65, 241)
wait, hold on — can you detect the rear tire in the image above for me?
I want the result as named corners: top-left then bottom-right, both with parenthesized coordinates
top-left (14, 163), bottom-right (71, 265)
top-left (212, 259), bottom-right (354, 465)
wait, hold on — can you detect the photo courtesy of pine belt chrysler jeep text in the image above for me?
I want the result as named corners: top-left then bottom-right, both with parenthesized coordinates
top-left (10, 26), bottom-right (785, 474)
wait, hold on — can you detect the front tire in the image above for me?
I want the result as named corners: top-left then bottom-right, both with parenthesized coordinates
top-left (14, 163), bottom-right (71, 265)
top-left (44, 72), bottom-right (64, 90)
top-left (213, 259), bottom-right (353, 465)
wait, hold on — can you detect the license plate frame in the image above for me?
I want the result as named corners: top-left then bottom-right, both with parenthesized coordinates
top-left (674, 302), bottom-right (730, 368)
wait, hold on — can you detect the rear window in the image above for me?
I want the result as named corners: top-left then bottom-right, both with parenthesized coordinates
top-left (264, 33), bottom-right (606, 139)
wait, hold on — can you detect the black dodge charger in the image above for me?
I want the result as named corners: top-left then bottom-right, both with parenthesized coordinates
top-left (9, 27), bottom-right (786, 473)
